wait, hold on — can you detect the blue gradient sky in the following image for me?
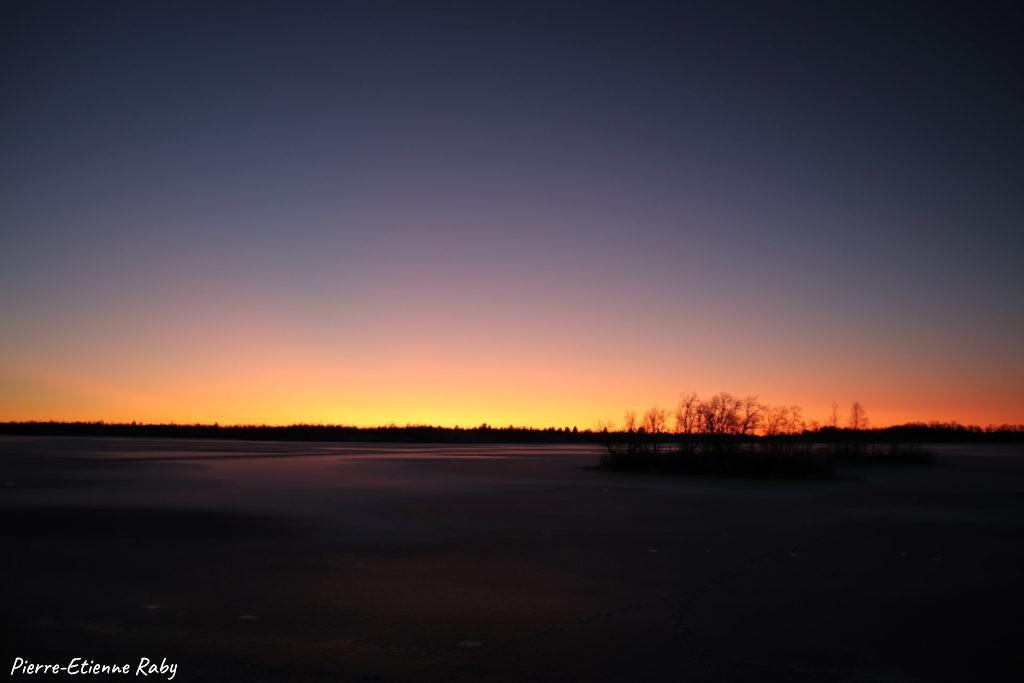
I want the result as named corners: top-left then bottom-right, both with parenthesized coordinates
top-left (2, 1), bottom-right (1022, 426)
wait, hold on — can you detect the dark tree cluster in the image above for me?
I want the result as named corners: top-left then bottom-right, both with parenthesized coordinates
top-left (0, 421), bottom-right (596, 444)
top-left (599, 392), bottom-right (1023, 478)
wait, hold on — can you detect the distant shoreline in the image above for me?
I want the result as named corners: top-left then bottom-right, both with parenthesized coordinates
top-left (2, 421), bottom-right (1022, 445)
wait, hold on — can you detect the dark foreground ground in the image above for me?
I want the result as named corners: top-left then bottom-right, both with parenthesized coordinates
top-left (1, 437), bottom-right (1022, 682)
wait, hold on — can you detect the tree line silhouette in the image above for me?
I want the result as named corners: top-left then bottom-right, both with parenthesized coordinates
top-left (0, 398), bottom-right (1021, 447)
top-left (615, 393), bottom-right (867, 437)
top-left (607, 392), bottom-right (1021, 439)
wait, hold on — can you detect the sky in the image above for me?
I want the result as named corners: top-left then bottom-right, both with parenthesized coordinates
top-left (1, 0), bottom-right (1022, 428)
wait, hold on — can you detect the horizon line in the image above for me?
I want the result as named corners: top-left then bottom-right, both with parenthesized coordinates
top-left (3, 419), bottom-right (1023, 432)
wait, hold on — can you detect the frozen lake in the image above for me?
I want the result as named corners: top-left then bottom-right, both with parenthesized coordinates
top-left (2, 437), bottom-right (1022, 681)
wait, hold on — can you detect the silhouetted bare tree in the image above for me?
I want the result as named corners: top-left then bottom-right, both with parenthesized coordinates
top-left (643, 407), bottom-right (668, 435)
top-left (642, 406), bottom-right (668, 453)
top-left (790, 405), bottom-right (805, 433)
top-left (830, 401), bottom-right (840, 429)
top-left (643, 405), bottom-right (667, 454)
top-left (764, 405), bottom-right (791, 436)
top-left (849, 401), bottom-right (868, 430)
top-left (623, 410), bottom-right (638, 433)
top-left (674, 392), bottom-right (701, 435)
top-left (699, 392), bottom-right (743, 435)
top-left (762, 404), bottom-right (806, 436)
top-left (737, 395), bottom-right (764, 436)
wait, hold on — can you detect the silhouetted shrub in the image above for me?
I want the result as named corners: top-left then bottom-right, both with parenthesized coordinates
top-left (600, 437), bottom-right (835, 480)
top-left (833, 442), bottom-right (935, 466)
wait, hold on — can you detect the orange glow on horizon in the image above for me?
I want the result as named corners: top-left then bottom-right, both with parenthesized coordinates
top-left (2, 342), bottom-right (1021, 430)
top-left (3, 281), bottom-right (1021, 430)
